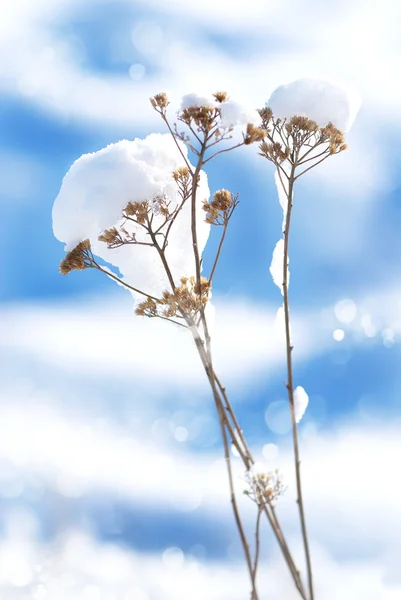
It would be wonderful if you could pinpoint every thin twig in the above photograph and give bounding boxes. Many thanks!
[252,506,263,588]
[280,164,314,600]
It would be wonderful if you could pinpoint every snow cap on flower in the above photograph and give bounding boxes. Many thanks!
[52,133,210,300]
[267,77,361,132]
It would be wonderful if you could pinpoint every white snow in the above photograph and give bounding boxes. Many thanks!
[267,77,361,132]
[180,93,260,131]
[293,386,309,423]
[219,100,260,128]
[52,133,210,300]
[269,239,289,294]
[180,93,216,110]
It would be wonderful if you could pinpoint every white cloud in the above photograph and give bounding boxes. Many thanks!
[1,399,401,598]
[1,0,401,129]
[1,283,400,389]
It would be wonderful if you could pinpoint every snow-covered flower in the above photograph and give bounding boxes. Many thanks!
[267,77,361,132]
[52,133,210,300]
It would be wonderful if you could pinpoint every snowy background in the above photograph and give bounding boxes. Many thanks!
[1,1,401,598]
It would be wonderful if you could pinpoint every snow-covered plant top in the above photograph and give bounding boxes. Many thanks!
[52,133,210,298]
[267,78,360,132]
[180,93,260,128]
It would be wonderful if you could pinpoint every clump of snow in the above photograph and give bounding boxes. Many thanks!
[219,100,260,128]
[180,93,259,130]
[180,93,216,110]
[293,386,309,423]
[52,133,210,300]
[267,77,361,132]
[270,239,289,294]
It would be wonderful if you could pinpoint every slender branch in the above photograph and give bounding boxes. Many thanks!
[214,372,307,598]
[145,314,188,328]
[209,223,228,285]
[297,148,328,166]
[281,164,314,600]
[146,215,176,291]
[162,191,191,251]
[187,321,258,600]
[203,142,244,165]
[252,507,263,590]
[160,114,193,173]
[91,259,159,302]
[294,154,331,180]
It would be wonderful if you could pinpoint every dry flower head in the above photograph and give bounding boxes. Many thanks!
[59,239,93,275]
[136,276,211,320]
[244,469,286,506]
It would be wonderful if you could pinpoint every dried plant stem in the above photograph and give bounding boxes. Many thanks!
[188,324,258,600]
[186,320,307,599]
[214,372,307,598]
[252,507,263,587]
[281,166,314,600]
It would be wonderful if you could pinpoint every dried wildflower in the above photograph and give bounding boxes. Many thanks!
[98,227,121,247]
[259,141,290,164]
[59,239,92,275]
[244,469,286,506]
[203,189,235,225]
[150,93,169,110]
[135,297,158,317]
[159,276,211,318]
[285,115,319,134]
[320,122,346,154]
[213,91,228,103]
[172,166,190,183]
[244,123,267,145]
[213,189,232,211]
[258,107,273,128]
[124,200,149,224]
[150,194,169,217]
[179,105,217,132]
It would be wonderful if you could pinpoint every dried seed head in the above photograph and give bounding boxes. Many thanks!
[212,189,232,211]
[179,105,216,131]
[98,227,120,246]
[244,123,267,145]
[258,107,273,128]
[150,93,169,110]
[124,200,149,224]
[213,91,228,103]
[59,239,92,275]
[259,141,290,164]
[172,166,191,182]
[285,115,319,134]
[135,297,158,317]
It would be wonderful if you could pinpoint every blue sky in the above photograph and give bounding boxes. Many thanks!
[1,1,401,598]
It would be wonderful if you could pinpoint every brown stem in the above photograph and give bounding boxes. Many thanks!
[252,507,263,589]
[281,164,314,600]
[91,260,159,302]
[188,322,258,600]
[208,223,228,285]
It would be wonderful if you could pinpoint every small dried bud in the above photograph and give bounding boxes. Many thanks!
[212,189,233,211]
[285,115,319,134]
[59,239,92,275]
[259,141,290,164]
[172,166,190,182]
[213,91,228,103]
[244,123,267,145]
[98,227,120,246]
[135,297,158,317]
[123,200,149,224]
[258,107,273,128]
[150,93,169,110]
